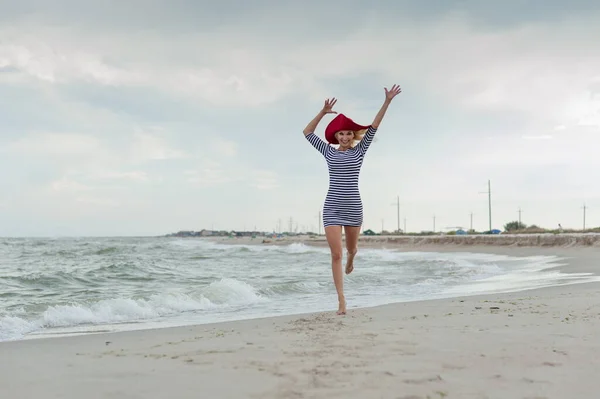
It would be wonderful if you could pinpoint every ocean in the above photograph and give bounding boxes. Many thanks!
[1,236,597,342]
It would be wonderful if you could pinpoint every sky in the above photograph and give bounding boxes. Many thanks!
[1,0,599,237]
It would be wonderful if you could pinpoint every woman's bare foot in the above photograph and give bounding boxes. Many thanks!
[345,249,357,275]
[336,296,346,315]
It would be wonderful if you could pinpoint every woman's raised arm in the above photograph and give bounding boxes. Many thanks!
[303,98,338,136]
[371,84,401,129]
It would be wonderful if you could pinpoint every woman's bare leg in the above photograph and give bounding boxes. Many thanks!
[325,225,346,315]
[344,226,361,274]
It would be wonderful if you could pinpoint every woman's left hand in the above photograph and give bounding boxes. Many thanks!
[384,84,402,101]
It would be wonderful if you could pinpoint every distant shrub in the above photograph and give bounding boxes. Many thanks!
[504,221,527,231]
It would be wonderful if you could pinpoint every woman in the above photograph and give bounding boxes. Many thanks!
[303,84,402,315]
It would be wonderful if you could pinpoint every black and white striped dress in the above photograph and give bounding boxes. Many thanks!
[305,126,377,227]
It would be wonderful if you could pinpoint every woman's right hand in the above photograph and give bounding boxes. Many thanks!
[321,98,338,115]
[303,98,338,135]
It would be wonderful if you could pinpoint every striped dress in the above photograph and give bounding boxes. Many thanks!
[305,126,378,227]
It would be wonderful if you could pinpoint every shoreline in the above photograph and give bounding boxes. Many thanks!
[3,242,600,398]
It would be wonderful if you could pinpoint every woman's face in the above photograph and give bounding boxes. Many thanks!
[335,130,354,147]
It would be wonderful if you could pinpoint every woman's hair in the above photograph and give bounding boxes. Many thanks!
[352,129,368,147]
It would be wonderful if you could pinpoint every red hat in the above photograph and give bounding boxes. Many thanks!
[325,114,370,144]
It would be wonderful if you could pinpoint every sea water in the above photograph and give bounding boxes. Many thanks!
[1,236,597,342]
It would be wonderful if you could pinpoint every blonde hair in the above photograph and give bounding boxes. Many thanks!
[352,129,367,147]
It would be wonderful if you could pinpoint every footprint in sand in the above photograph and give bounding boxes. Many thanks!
[442,363,465,370]
[521,377,550,384]
[542,361,561,367]
[403,375,443,384]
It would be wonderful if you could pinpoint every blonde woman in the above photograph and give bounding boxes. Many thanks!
[303,84,402,315]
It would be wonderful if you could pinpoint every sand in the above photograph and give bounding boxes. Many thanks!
[2,243,600,399]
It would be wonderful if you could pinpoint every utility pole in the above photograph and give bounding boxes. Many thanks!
[518,207,522,229]
[433,215,436,233]
[488,180,492,231]
[318,211,321,235]
[396,196,400,233]
[583,203,587,231]
[470,212,473,231]
[390,196,400,233]
[479,180,492,232]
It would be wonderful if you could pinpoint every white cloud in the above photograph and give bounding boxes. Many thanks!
[130,128,187,163]
[1,131,124,180]
[249,169,278,190]
[50,177,93,192]
[184,161,233,187]
[90,171,150,181]
[75,196,119,207]
[210,138,238,158]
[2,10,598,125]
[463,132,600,167]
[522,135,552,140]
[278,15,600,134]
[5,132,101,156]
[574,89,600,128]
[0,29,298,107]
[184,154,279,190]
[0,41,144,85]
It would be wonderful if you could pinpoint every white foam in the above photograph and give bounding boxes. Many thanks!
[0,316,39,341]
[202,278,267,305]
[276,242,318,254]
[0,278,265,341]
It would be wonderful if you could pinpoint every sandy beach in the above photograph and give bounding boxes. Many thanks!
[2,241,600,399]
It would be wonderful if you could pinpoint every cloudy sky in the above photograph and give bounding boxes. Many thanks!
[1,0,599,237]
